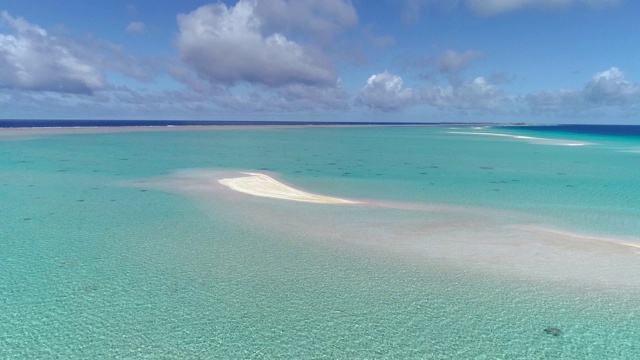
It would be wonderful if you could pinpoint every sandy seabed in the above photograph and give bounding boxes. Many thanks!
[132,169,640,292]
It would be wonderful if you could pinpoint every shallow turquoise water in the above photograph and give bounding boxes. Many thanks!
[2,126,640,358]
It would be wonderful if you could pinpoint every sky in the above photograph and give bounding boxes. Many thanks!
[0,0,639,124]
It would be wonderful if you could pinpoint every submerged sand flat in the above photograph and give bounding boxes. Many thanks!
[218,172,362,204]
[132,169,640,290]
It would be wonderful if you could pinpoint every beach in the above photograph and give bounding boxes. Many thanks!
[218,172,362,204]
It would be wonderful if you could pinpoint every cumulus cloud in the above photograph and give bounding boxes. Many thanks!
[356,71,418,111]
[425,77,505,110]
[174,0,349,112]
[176,1,337,87]
[0,11,106,94]
[254,0,357,43]
[526,67,640,113]
[583,67,640,106]
[466,0,620,16]
[357,71,506,112]
[126,21,146,34]
[389,52,639,116]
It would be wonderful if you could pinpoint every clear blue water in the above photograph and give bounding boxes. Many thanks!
[2,125,640,358]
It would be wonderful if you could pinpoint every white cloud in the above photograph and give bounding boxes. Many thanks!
[176,1,337,87]
[466,0,620,16]
[126,21,146,34]
[356,71,419,111]
[0,11,106,94]
[526,67,640,113]
[254,0,357,43]
[388,60,636,117]
[427,77,505,110]
[174,0,349,112]
[357,71,506,112]
[584,67,640,105]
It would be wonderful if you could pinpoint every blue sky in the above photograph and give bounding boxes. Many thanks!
[0,0,638,123]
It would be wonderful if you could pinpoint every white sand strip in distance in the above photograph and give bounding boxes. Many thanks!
[447,131,592,146]
[218,172,362,204]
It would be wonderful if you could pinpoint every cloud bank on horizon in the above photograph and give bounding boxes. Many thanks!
[0,0,638,123]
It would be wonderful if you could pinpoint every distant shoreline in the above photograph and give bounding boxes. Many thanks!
[0,119,504,129]
[0,123,480,139]
[3,122,640,142]
[0,123,492,140]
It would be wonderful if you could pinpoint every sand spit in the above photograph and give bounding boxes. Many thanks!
[129,169,640,289]
[218,172,362,204]
[512,225,640,252]
[447,131,592,146]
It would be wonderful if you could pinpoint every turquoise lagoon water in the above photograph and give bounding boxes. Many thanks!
[2,125,640,358]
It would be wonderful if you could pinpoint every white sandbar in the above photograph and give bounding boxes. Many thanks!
[447,131,592,146]
[218,172,362,204]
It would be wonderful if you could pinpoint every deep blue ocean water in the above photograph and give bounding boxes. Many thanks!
[504,124,640,137]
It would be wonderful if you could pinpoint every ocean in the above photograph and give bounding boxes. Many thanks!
[2,122,640,358]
